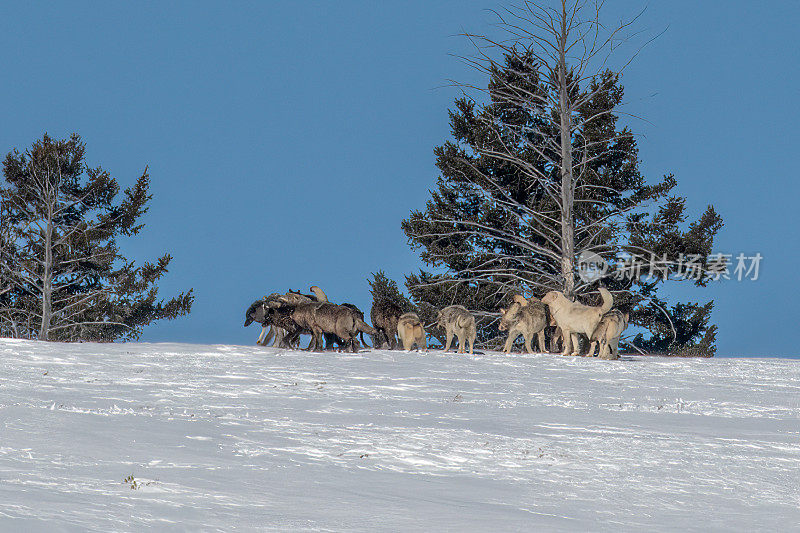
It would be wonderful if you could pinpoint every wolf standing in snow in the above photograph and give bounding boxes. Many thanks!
[498,295,547,354]
[542,288,613,356]
[587,309,629,359]
[309,286,371,350]
[370,299,403,349]
[308,302,376,353]
[397,312,427,351]
[437,305,476,354]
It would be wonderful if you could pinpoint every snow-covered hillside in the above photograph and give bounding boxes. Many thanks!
[1,340,798,531]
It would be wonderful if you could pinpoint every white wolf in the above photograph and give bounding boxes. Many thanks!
[541,288,613,356]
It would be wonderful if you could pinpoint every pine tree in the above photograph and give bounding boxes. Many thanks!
[402,2,722,355]
[368,271,415,313]
[0,133,193,341]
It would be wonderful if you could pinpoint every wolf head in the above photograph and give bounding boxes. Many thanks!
[498,295,529,331]
[244,300,266,327]
[541,291,562,306]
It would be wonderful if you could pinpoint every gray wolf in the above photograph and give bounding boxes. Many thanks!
[371,299,403,349]
[270,286,375,353]
[437,305,476,354]
[498,295,547,353]
[397,312,427,351]
[340,302,372,350]
[308,302,376,353]
[244,299,272,344]
[308,286,372,350]
[542,288,613,356]
[244,293,289,346]
[256,289,324,350]
[588,309,629,359]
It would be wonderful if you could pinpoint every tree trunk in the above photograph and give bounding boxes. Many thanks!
[39,209,53,340]
[557,0,575,298]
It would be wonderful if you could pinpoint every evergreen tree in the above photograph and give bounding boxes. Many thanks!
[367,271,424,346]
[402,2,722,355]
[368,271,415,314]
[0,133,193,341]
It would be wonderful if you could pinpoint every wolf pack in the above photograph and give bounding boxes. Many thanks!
[244,285,629,360]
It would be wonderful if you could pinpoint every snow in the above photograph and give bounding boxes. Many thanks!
[1,339,799,531]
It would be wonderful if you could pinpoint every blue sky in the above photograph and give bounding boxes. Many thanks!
[1,1,797,356]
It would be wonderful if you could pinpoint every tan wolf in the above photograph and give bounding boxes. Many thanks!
[498,295,547,354]
[587,309,629,359]
[542,288,613,356]
[437,305,476,354]
[397,312,427,351]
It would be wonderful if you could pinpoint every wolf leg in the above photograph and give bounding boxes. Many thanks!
[444,329,453,352]
[308,329,324,352]
[379,330,389,349]
[560,329,572,356]
[524,334,533,354]
[375,329,387,349]
[587,340,598,357]
[273,327,286,347]
[551,327,563,353]
[257,325,271,345]
[324,333,336,351]
[598,341,610,359]
[570,333,582,356]
[345,333,358,353]
[401,329,412,351]
[608,337,620,359]
[503,333,515,353]
[263,326,276,346]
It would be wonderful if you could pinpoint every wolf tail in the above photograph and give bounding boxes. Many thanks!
[356,318,377,336]
[359,331,371,348]
[598,287,614,314]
